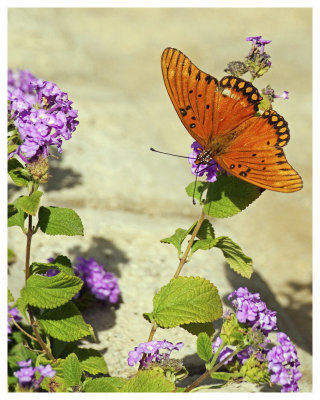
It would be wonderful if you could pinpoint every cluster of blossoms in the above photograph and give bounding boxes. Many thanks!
[8,306,21,337]
[8,68,78,163]
[188,141,223,182]
[211,287,302,392]
[127,340,184,368]
[47,257,120,303]
[14,359,56,389]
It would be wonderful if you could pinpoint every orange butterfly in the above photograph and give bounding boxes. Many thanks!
[161,47,303,193]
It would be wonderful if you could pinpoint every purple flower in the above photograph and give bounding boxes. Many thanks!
[128,340,184,367]
[212,336,234,365]
[188,141,223,182]
[266,332,302,392]
[245,36,272,78]
[8,306,22,336]
[8,69,78,163]
[262,86,289,102]
[74,257,120,303]
[14,360,56,389]
[227,287,277,335]
[246,36,272,53]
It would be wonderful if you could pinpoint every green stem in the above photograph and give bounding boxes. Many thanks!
[25,184,56,362]
[184,347,242,392]
[138,208,206,371]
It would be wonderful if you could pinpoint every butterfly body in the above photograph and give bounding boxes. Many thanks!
[161,47,303,193]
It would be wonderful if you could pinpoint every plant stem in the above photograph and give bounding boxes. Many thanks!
[184,348,242,392]
[9,315,37,342]
[174,209,206,278]
[138,209,206,371]
[24,187,56,362]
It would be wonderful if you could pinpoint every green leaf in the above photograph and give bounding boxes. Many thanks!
[190,237,219,257]
[63,353,82,387]
[15,296,29,320]
[30,255,74,277]
[121,370,176,392]
[151,276,222,328]
[210,371,233,382]
[39,301,93,342]
[17,190,43,216]
[160,222,196,255]
[181,321,215,337]
[74,348,108,375]
[197,332,213,362]
[185,181,209,204]
[8,289,14,303]
[8,158,31,187]
[38,206,84,236]
[194,219,215,240]
[214,236,253,278]
[203,175,262,218]
[8,202,27,230]
[8,144,19,155]
[21,272,83,309]
[84,377,126,392]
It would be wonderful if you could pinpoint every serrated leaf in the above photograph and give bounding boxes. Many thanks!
[210,371,233,381]
[181,321,215,337]
[8,202,27,230]
[151,276,222,328]
[17,191,43,216]
[63,353,82,387]
[197,332,213,362]
[8,158,31,187]
[121,370,175,392]
[38,206,84,236]
[160,222,196,255]
[84,377,125,392]
[21,272,83,309]
[185,181,209,204]
[215,236,253,278]
[74,348,108,375]
[39,302,93,342]
[194,219,215,240]
[190,237,219,257]
[15,296,28,320]
[203,175,262,218]
[30,255,74,277]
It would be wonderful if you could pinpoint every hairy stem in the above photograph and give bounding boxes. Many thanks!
[184,348,241,392]
[139,208,206,371]
[25,187,56,362]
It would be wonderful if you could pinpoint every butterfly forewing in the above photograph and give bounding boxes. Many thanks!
[161,47,218,147]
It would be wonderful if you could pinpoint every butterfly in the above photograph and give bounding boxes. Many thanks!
[161,47,303,192]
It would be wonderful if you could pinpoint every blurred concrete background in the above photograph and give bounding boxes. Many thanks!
[8,8,312,391]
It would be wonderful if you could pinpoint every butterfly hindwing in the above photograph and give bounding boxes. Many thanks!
[215,110,303,192]
[161,47,218,147]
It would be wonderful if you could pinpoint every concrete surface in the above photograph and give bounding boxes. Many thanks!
[8,8,312,392]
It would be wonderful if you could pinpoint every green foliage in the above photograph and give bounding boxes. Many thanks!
[197,332,213,362]
[160,223,195,255]
[63,353,82,387]
[17,190,43,216]
[210,371,234,382]
[84,377,126,392]
[180,321,215,337]
[186,175,262,218]
[121,370,176,392]
[214,236,253,278]
[8,158,32,187]
[203,175,262,218]
[150,276,222,328]
[38,302,94,342]
[38,206,84,236]
[74,348,108,375]
[8,248,17,265]
[8,202,27,230]
[30,255,74,276]
[21,272,83,309]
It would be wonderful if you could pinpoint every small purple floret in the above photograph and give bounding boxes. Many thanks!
[188,141,223,182]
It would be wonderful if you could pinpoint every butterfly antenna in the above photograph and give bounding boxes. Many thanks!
[150,147,196,159]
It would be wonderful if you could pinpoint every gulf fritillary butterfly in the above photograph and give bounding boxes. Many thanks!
[161,47,303,192]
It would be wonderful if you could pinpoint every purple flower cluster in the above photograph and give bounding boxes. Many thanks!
[267,332,302,392]
[245,36,272,78]
[8,306,21,336]
[228,287,277,335]
[128,340,184,367]
[246,36,272,54]
[74,257,120,303]
[14,359,56,389]
[8,69,78,163]
[188,141,223,182]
